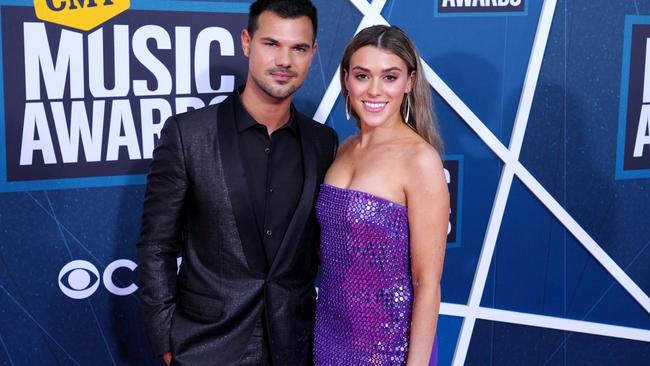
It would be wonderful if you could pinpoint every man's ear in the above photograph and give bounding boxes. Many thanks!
[241,29,251,57]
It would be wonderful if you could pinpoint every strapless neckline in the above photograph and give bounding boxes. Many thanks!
[320,183,407,210]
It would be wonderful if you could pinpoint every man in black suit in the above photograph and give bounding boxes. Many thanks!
[137,1,337,365]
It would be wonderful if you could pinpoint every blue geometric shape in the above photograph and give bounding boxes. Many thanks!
[434,88,504,305]
[438,315,464,366]
[466,319,650,365]
[385,0,542,146]
[482,176,650,329]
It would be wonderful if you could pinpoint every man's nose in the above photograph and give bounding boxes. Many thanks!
[275,47,291,68]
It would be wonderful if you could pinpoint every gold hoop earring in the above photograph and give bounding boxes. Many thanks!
[345,94,351,121]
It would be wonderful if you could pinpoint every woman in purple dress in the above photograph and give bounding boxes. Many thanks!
[314,25,449,366]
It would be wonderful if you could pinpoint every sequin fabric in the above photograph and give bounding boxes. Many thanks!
[314,183,413,365]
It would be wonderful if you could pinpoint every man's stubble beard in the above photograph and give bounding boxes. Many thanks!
[251,73,300,100]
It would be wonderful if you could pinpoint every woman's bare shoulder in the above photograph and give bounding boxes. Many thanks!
[402,139,445,186]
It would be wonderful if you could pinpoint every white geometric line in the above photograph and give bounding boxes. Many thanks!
[440,302,650,342]
[348,0,373,13]
[513,162,650,315]
[0,286,81,365]
[0,330,14,366]
[313,68,341,124]
[451,168,517,366]
[439,302,470,317]
[43,193,117,365]
[477,308,650,343]
[508,0,558,156]
[420,62,513,164]
[314,0,388,123]
[314,0,650,362]
[452,1,559,365]
[420,5,650,319]
[423,59,518,354]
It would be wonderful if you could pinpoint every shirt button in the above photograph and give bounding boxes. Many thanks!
[264,147,270,154]
[269,188,274,193]
[265,229,272,236]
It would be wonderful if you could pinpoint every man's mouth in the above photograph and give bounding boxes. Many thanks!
[269,69,297,82]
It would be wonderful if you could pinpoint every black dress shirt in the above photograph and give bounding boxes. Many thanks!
[233,92,304,266]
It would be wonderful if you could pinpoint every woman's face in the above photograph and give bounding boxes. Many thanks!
[345,45,413,129]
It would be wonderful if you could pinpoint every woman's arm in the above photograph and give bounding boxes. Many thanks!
[404,145,450,366]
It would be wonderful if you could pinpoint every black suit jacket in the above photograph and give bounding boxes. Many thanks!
[137,95,338,365]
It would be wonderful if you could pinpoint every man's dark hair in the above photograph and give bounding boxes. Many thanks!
[248,0,318,42]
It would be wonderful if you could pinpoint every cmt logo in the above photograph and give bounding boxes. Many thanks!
[435,0,526,16]
[58,259,137,299]
[616,16,650,179]
[34,0,130,31]
[0,5,248,192]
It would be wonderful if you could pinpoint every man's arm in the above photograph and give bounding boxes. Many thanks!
[137,116,189,357]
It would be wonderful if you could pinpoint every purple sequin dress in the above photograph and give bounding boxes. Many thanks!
[314,184,437,366]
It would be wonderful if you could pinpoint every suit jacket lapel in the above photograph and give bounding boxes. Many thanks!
[269,116,318,275]
[217,97,268,274]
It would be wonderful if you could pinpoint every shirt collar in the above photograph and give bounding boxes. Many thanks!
[234,85,299,135]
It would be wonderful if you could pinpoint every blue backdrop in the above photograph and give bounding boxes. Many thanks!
[0,0,648,365]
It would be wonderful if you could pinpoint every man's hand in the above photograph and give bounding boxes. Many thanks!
[163,352,172,366]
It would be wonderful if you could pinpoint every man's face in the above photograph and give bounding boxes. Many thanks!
[241,11,317,100]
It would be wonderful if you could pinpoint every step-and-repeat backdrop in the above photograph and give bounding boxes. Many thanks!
[0,0,648,365]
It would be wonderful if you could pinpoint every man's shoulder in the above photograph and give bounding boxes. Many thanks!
[173,103,221,125]
[169,96,236,135]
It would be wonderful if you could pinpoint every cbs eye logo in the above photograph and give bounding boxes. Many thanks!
[58,259,137,299]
